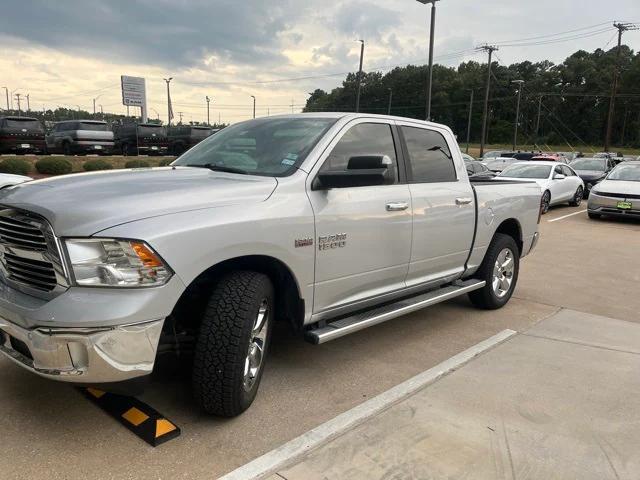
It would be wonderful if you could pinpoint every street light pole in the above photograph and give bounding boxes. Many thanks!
[25,94,30,112]
[417,0,439,121]
[2,87,8,110]
[465,89,474,154]
[355,40,365,113]
[387,88,393,115]
[206,96,211,125]
[512,80,524,151]
[14,93,22,116]
[163,77,173,126]
[250,95,256,119]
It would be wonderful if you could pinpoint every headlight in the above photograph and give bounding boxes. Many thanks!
[65,239,172,287]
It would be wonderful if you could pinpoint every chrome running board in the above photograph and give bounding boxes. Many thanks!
[305,279,486,345]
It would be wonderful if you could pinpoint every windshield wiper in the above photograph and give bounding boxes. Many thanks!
[185,163,248,175]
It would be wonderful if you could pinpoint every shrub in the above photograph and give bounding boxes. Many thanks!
[158,158,174,167]
[35,157,73,175]
[83,159,114,172]
[124,160,150,168]
[0,158,31,176]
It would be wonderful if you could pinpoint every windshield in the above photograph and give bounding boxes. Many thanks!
[499,164,552,179]
[173,117,337,177]
[138,125,166,136]
[570,158,606,171]
[78,122,108,131]
[607,164,640,182]
[5,118,43,131]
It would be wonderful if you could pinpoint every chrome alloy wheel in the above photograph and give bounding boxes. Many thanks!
[243,299,269,391]
[492,248,515,298]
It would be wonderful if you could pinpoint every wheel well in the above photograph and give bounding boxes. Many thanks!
[168,255,305,337]
[495,219,523,254]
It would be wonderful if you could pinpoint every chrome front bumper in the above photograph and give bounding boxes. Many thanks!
[0,318,163,383]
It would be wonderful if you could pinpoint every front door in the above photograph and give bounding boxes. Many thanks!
[307,119,412,315]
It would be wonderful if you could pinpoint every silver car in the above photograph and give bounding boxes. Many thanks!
[588,161,640,220]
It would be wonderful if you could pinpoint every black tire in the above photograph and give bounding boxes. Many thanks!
[62,142,72,156]
[468,233,520,310]
[192,271,274,417]
[541,190,551,214]
[569,186,583,207]
[121,144,129,156]
[588,212,601,220]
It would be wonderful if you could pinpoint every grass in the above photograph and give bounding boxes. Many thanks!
[460,144,640,159]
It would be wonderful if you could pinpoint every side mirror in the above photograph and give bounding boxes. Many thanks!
[553,173,566,180]
[314,155,391,190]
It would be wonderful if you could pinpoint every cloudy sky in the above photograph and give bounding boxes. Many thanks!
[1,0,638,124]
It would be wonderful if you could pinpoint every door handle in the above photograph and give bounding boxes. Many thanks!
[386,202,409,211]
[455,197,473,205]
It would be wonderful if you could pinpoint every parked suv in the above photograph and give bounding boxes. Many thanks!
[168,125,217,155]
[0,116,46,154]
[114,123,169,156]
[46,120,115,155]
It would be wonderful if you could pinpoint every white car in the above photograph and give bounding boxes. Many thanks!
[0,173,32,189]
[485,157,519,172]
[497,161,584,214]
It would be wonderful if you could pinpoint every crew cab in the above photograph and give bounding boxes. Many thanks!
[0,116,46,154]
[46,120,115,155]
[113,123,168,156]
[0,114,541,417]
[168,125,217,155]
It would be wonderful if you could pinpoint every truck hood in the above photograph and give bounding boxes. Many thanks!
[0,167,277,236]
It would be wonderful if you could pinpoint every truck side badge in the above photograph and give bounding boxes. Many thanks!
[318,233,347,250]
[295,238,313,248]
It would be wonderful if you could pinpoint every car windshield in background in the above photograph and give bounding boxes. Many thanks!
[78,122,108,131]
[5,119,43,130]
[192,127,213,138]
[138,126,166,136]
[499,164,552,179]
[607,164,640,182]
[173,117,337,177]
[570,159,606,171]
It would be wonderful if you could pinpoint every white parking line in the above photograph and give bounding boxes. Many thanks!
[220,329,517,480]
[548,209,587,223]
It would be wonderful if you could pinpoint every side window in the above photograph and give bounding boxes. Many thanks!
[554,165,563,176]
[562,166,574,176]
[321,123,398,184]
[401,127,457,183]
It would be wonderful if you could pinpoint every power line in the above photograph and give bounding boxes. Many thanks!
[492,21,613,45]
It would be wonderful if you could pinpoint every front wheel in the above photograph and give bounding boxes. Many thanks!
[569,186,583,207]
[541,191,551,214]
[192,271,274,417]
[469,233,520,310]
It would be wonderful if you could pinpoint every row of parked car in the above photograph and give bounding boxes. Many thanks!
[0,116,219,156]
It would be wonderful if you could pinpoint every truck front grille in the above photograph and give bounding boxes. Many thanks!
[0,208,68,296]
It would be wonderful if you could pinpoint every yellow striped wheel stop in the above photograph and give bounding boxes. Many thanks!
[82,388,181,447]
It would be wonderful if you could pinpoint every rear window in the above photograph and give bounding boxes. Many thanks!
[4,119,43,131]
[78,122,108,132]
[138,125,166,136]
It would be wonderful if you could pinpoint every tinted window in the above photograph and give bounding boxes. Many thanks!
[562,166,574,176]
[402,127,456,183]
[322,123,398,183]
[78,122,108,131]
[5,118,43,131]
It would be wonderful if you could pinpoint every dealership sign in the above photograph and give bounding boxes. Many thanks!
[121,75,148,122]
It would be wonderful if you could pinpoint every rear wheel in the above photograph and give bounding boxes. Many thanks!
[569,186,583,206]
[469,233,519,310]
[541,191,551,214]
[62,142,72,156]
[192,271,274,417]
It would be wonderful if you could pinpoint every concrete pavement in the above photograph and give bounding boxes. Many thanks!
[272,309,640,480]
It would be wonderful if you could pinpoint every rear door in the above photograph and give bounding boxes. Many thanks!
[307,119,412,315]
[398,123,475,288]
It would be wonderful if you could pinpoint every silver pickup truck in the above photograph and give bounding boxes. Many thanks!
[0,113,541,417]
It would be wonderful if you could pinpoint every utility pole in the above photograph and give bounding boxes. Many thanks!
[163,77,173,126]
[478,45,498,158]
[14,93,22,116]
[604,22,637,152]
[416,0,439,121]
[465,89,474,154]
[206,96,211,125]
[100,105,104,115]
[178,112,183,124]
[355,40,365,113]
[2,87,8,110]
[25,94,30,112]
[534,95,544,146]
[512,80,524,151]
[387,88,393,115]
[250,95,256,119]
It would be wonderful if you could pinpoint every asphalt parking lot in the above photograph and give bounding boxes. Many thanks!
[1,204,639,479]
